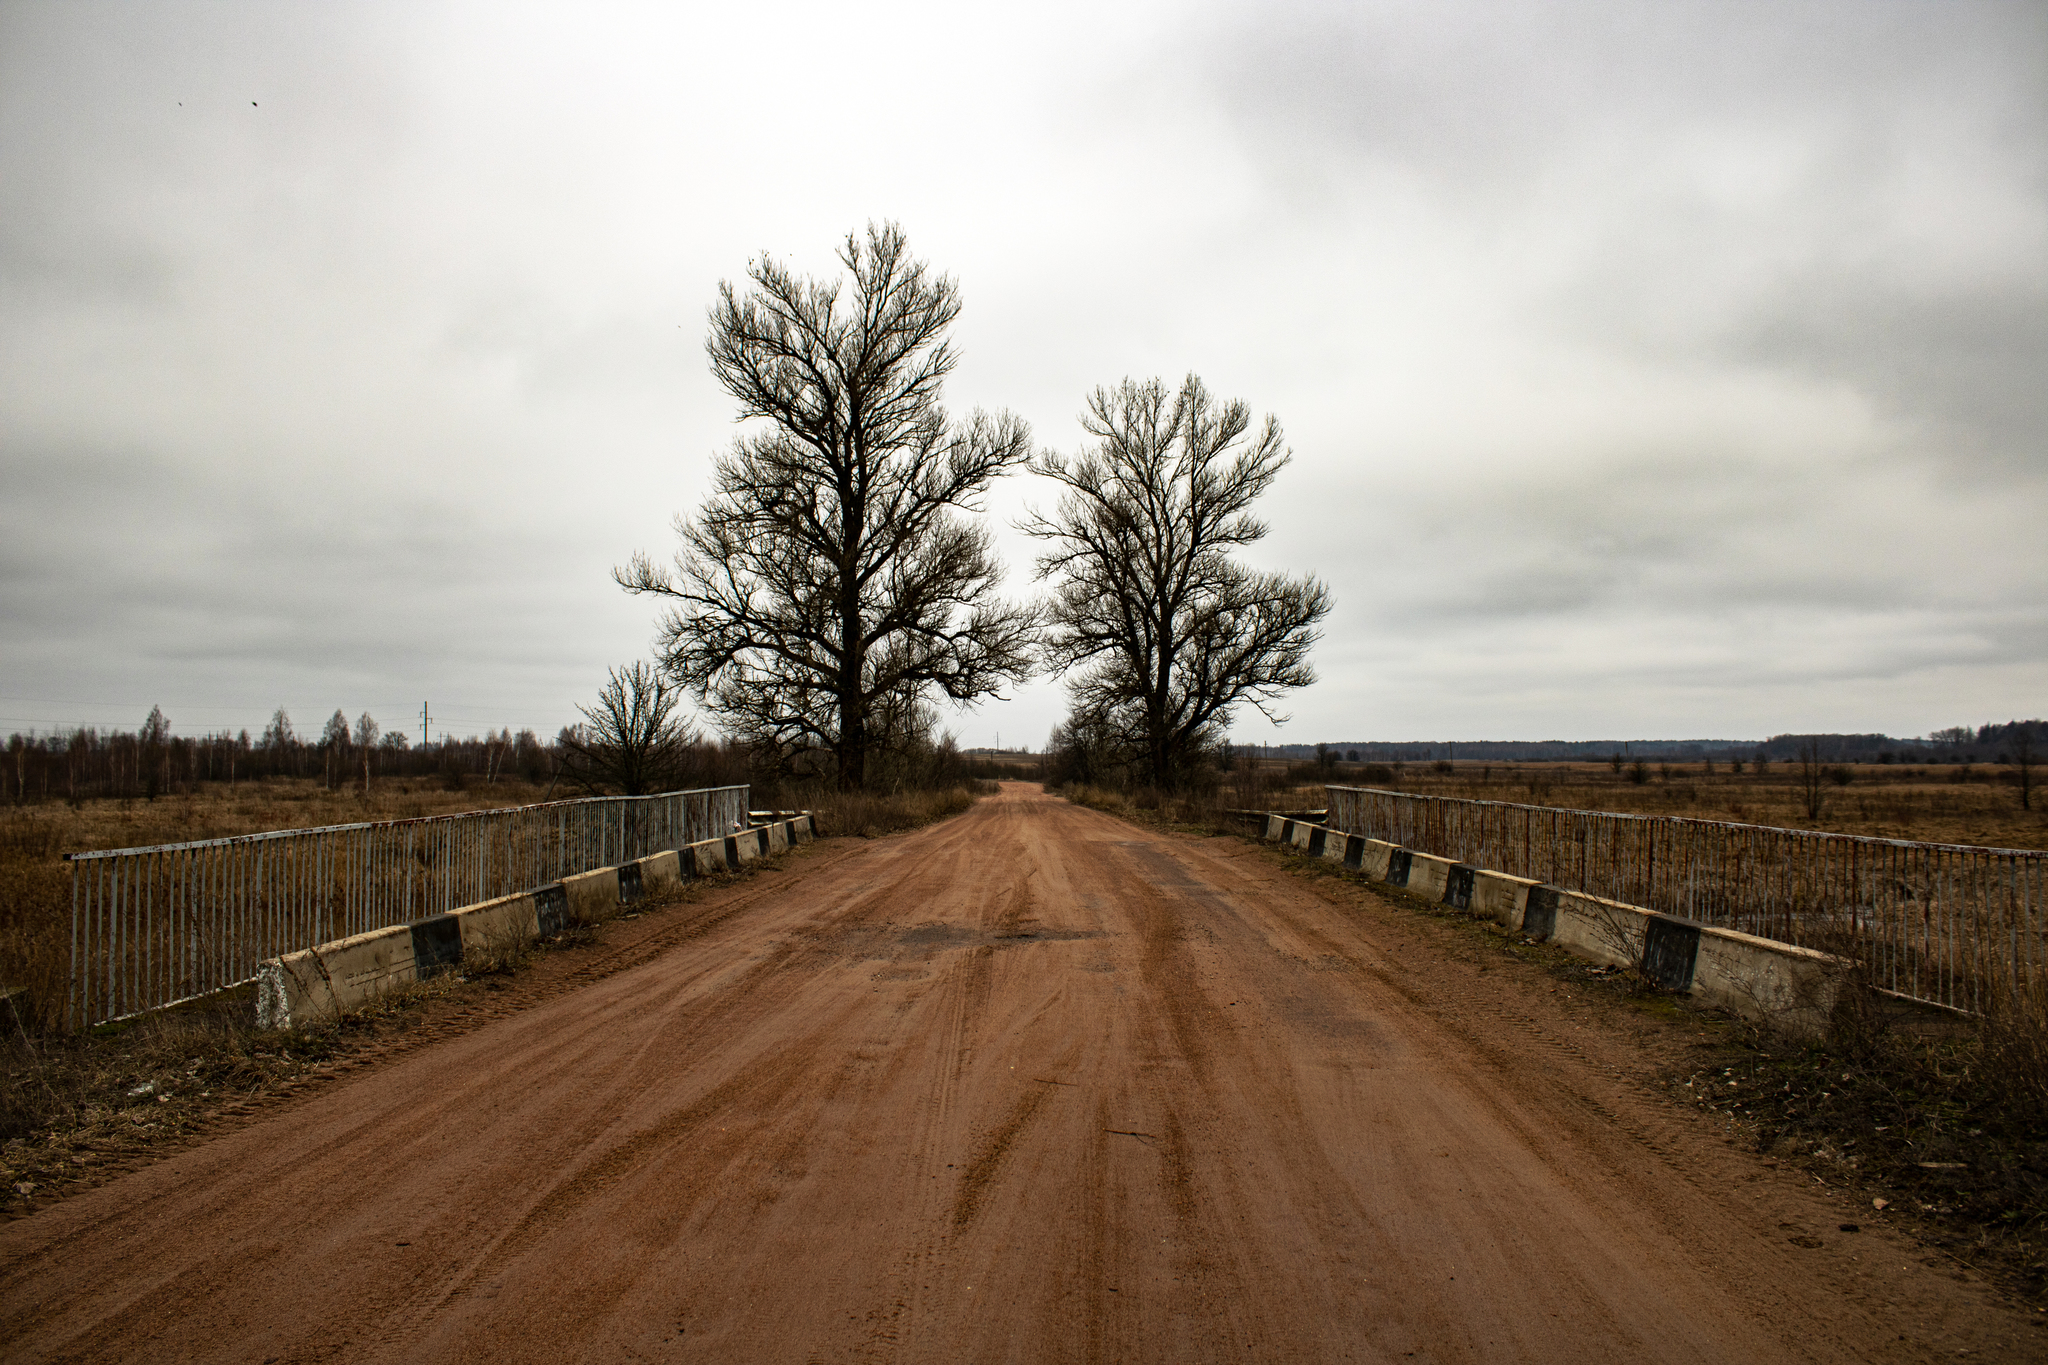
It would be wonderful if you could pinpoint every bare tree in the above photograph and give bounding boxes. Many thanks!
[1024,375,1331,790]
[2014,724,2038,811]
[557,662,698,796]
[1797,738,1827,820]
[353,712,380,789]
[261,707,295,777]
[617,223,1037,790]
[319,709,352,790]
[140,705,170,799]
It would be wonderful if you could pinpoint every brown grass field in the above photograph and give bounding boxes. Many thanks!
[1235,758,2047,851]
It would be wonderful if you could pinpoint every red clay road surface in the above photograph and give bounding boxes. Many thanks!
[1,785,2035,1363]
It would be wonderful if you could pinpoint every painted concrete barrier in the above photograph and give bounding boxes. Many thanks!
[254,922,420,1033]
[454,891,542,955]
[561,866,623,924]
[687,840,726,878]
[1692,924,1842,1036]
[1470,869,1541,928]
[256,815,816,1028]
[1253,813,1846,1038]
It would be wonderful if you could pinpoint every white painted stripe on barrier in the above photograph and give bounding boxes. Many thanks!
[637,851,684,898]
[1402,851,1457,901]
[560,867,622,923]
[453,893,541,955]
[1693,924,1842,1036]
[1354,839,1398,880]
[1548,891,1652,971]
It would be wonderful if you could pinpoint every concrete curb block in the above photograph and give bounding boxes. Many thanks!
[257,814,817,1029]
[1252,813,1848,1038]
[453,892,542,956]
[637,850,684,899]
[1470,869,1541,928]
[560,867,622,923]
[256,923,417,1031]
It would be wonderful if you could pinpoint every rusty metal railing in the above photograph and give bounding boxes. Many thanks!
[1326,786,2043,1014]
[65,785,748,1029]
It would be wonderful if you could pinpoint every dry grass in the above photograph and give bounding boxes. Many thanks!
[0,990,341,1208]
[0,778,560,1032]
[0,908,576,1218]
[1245,759,2046,851]
[1051,783,1260,841]
[4,775,557,856]
[798,784,991,839]
[1691,1001,2048,1303]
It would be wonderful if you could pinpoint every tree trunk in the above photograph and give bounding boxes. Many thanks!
[838,698,866,791]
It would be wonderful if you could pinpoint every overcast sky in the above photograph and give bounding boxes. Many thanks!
[2,0,2043,749]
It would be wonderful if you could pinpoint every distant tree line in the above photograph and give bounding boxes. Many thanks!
[1258,723,2044,768]
[1,705,560,805]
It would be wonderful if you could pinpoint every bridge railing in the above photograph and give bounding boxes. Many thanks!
[1326,785,2044,1014]
[65,785,748,1028]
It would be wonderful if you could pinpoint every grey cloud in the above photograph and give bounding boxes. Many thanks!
[4,1,2044,747]
[1741,286,2048,476]
[1195,2,2048,472]
[1201,1,2044,175]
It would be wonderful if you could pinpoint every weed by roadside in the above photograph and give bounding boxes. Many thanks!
[1246,834,2048,1307]
[1671,1009,2048,1303]
[1050,782,1250,836]
[0,992,339,1213]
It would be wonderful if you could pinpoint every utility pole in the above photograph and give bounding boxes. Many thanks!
[421,702,430,749]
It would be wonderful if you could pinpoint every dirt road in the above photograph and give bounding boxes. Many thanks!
[1,785,2033,1362]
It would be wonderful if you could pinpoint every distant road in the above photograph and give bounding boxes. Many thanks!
[0,784,2028,1362]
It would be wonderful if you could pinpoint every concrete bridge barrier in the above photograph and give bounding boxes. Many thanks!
[1252,813,1846,1038]
[256,815,815,1029]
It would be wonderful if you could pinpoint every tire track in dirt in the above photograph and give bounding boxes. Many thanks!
[1,786,2036,1364]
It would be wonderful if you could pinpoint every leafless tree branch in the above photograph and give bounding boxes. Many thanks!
[617,223,1037,789]
[1024,375,1331,789]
